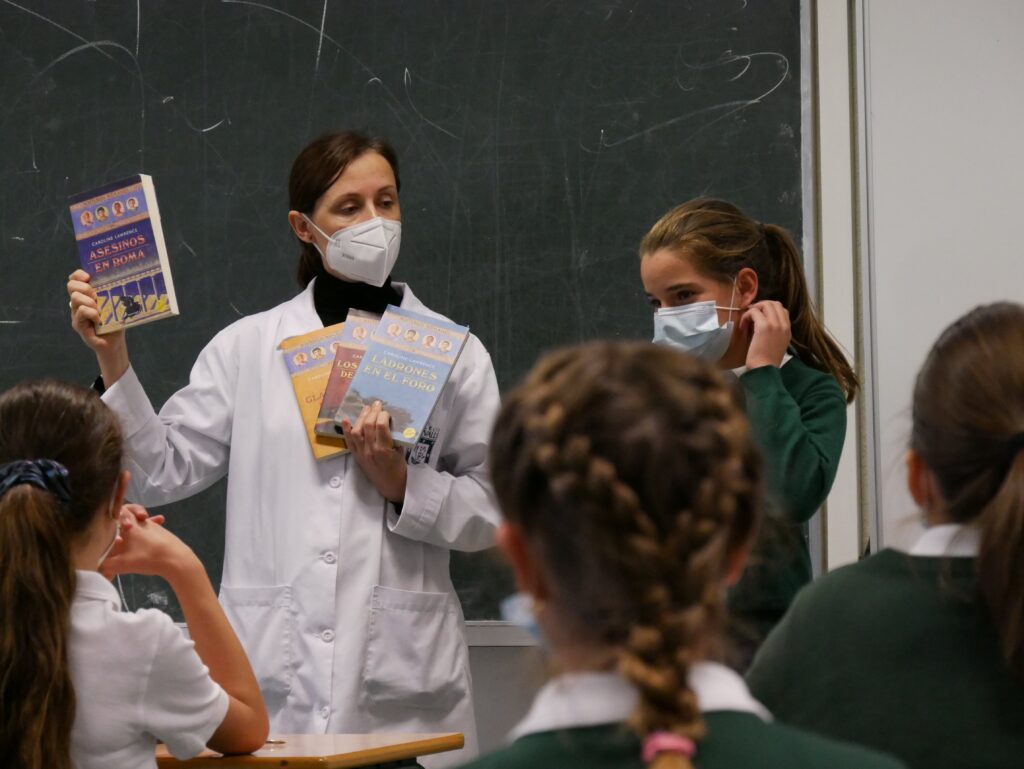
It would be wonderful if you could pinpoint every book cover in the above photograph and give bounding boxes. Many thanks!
[68,174,178,334]
[314,309,379,439]
[335,305,469,449]
[279,323,348,461]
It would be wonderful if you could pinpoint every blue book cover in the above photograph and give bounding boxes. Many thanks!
[68,174,178,334]
[336,305,469,448]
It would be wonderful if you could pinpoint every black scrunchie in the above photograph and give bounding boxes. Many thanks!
[0,459,72,505]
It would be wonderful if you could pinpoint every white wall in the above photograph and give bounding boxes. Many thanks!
[858,0,1024,548]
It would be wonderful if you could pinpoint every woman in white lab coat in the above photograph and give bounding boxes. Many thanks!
[66,131,502,765]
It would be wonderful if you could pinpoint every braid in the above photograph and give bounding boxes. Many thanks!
[491,342,761,769]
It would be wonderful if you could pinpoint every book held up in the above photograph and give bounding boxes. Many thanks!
[68,174,178,333]
[332,306,468,449]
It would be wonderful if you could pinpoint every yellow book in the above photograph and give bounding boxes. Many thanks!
[279,323,348,461]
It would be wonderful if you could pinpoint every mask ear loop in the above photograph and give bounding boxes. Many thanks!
[714,278,740,327]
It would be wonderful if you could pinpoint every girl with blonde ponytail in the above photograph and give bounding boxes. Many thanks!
[458,342,901,769]
[0,380,267,769]
[748,302,1024,769]
[639,198,857,661]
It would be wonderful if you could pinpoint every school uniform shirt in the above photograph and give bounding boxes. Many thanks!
[101,280,501,767]
[69,570,228,769]
[746,524,1024,769]
[457,663,904,769]
[726,356,847,654]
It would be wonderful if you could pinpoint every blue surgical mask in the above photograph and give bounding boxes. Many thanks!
[652,284,741,362]
[500,593,547,647]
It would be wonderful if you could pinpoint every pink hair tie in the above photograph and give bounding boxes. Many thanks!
[642,732,697,763]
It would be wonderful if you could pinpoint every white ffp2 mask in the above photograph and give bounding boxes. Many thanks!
[303,215,401,287]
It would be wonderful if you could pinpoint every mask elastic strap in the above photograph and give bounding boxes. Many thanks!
[714,279,741,324]
[301,214,330,240]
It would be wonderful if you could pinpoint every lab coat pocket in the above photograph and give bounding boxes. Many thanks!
[219,584,295,709]
[361,585,468,711]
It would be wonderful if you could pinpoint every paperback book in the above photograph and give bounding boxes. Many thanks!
[68,174,178,333]
[279,323,348,461]
[314,309,379,439]
[334,306,468,449]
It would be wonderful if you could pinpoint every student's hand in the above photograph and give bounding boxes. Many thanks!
[742,300,792,369]
[118,502,166,533]
[101,512,200,582]
[67,269,130,386]
[341,401,408,503]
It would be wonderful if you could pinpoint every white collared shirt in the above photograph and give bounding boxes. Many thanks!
[508,662,771,742]
[909,523,980,558]
[69,570,228,769]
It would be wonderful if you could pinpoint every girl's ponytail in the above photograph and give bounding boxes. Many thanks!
[763,224,859,402]
[977,447,1024,678]
[0,483,77,769]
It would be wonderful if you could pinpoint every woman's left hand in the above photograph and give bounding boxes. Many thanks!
[342,401,408,503]
[741,300,792,369]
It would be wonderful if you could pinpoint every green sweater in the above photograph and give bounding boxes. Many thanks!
[747,550,1024,769]
[458,714,904,769]
[727,359,848,646]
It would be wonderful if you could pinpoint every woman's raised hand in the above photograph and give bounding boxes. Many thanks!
[67,269,130,386]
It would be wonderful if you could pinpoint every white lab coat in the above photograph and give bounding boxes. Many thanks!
[102,280,501,766]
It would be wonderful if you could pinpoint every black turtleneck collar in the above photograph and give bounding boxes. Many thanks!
[312,273,402,328]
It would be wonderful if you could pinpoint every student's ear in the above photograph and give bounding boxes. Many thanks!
[724,539,753,587]
[287,211,315,244]
[496,522,550,601]
[735,267,759,308]
[907,449,943,516]
[112,470,130,516]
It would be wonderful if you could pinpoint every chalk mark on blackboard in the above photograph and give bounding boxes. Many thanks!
[403,69,460,140]
[598,51,789,149]
[180,240,197,258]
[314,0,328,75]
[221,0,456,188]
[135,0,141,57]
[0,39,148,168]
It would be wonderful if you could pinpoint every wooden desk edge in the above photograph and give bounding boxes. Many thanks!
[333,733,465,768]
[157,732,465,768]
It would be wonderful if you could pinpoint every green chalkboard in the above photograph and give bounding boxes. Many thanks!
[0,0,804,620]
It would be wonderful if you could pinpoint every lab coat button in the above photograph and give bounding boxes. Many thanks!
[322,551,337,564]
[319,706,330,719]
[321,629,335,642]
[329,476,342,488]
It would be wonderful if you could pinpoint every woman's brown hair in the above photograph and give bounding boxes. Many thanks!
[288,131,401,287]
[640,198,859,402]
[0,380,123,769]
[490,342,761,769]
[910,301,1024,679]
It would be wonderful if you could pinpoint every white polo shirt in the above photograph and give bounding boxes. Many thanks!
[69,570,229,769]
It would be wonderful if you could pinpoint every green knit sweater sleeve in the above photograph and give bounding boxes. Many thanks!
[738,361,847,523]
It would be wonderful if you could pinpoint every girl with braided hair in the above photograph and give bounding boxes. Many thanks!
[0,380,267,769]
[458,342,901,769]
[640,198,857,661]
[748,302,1024,769]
